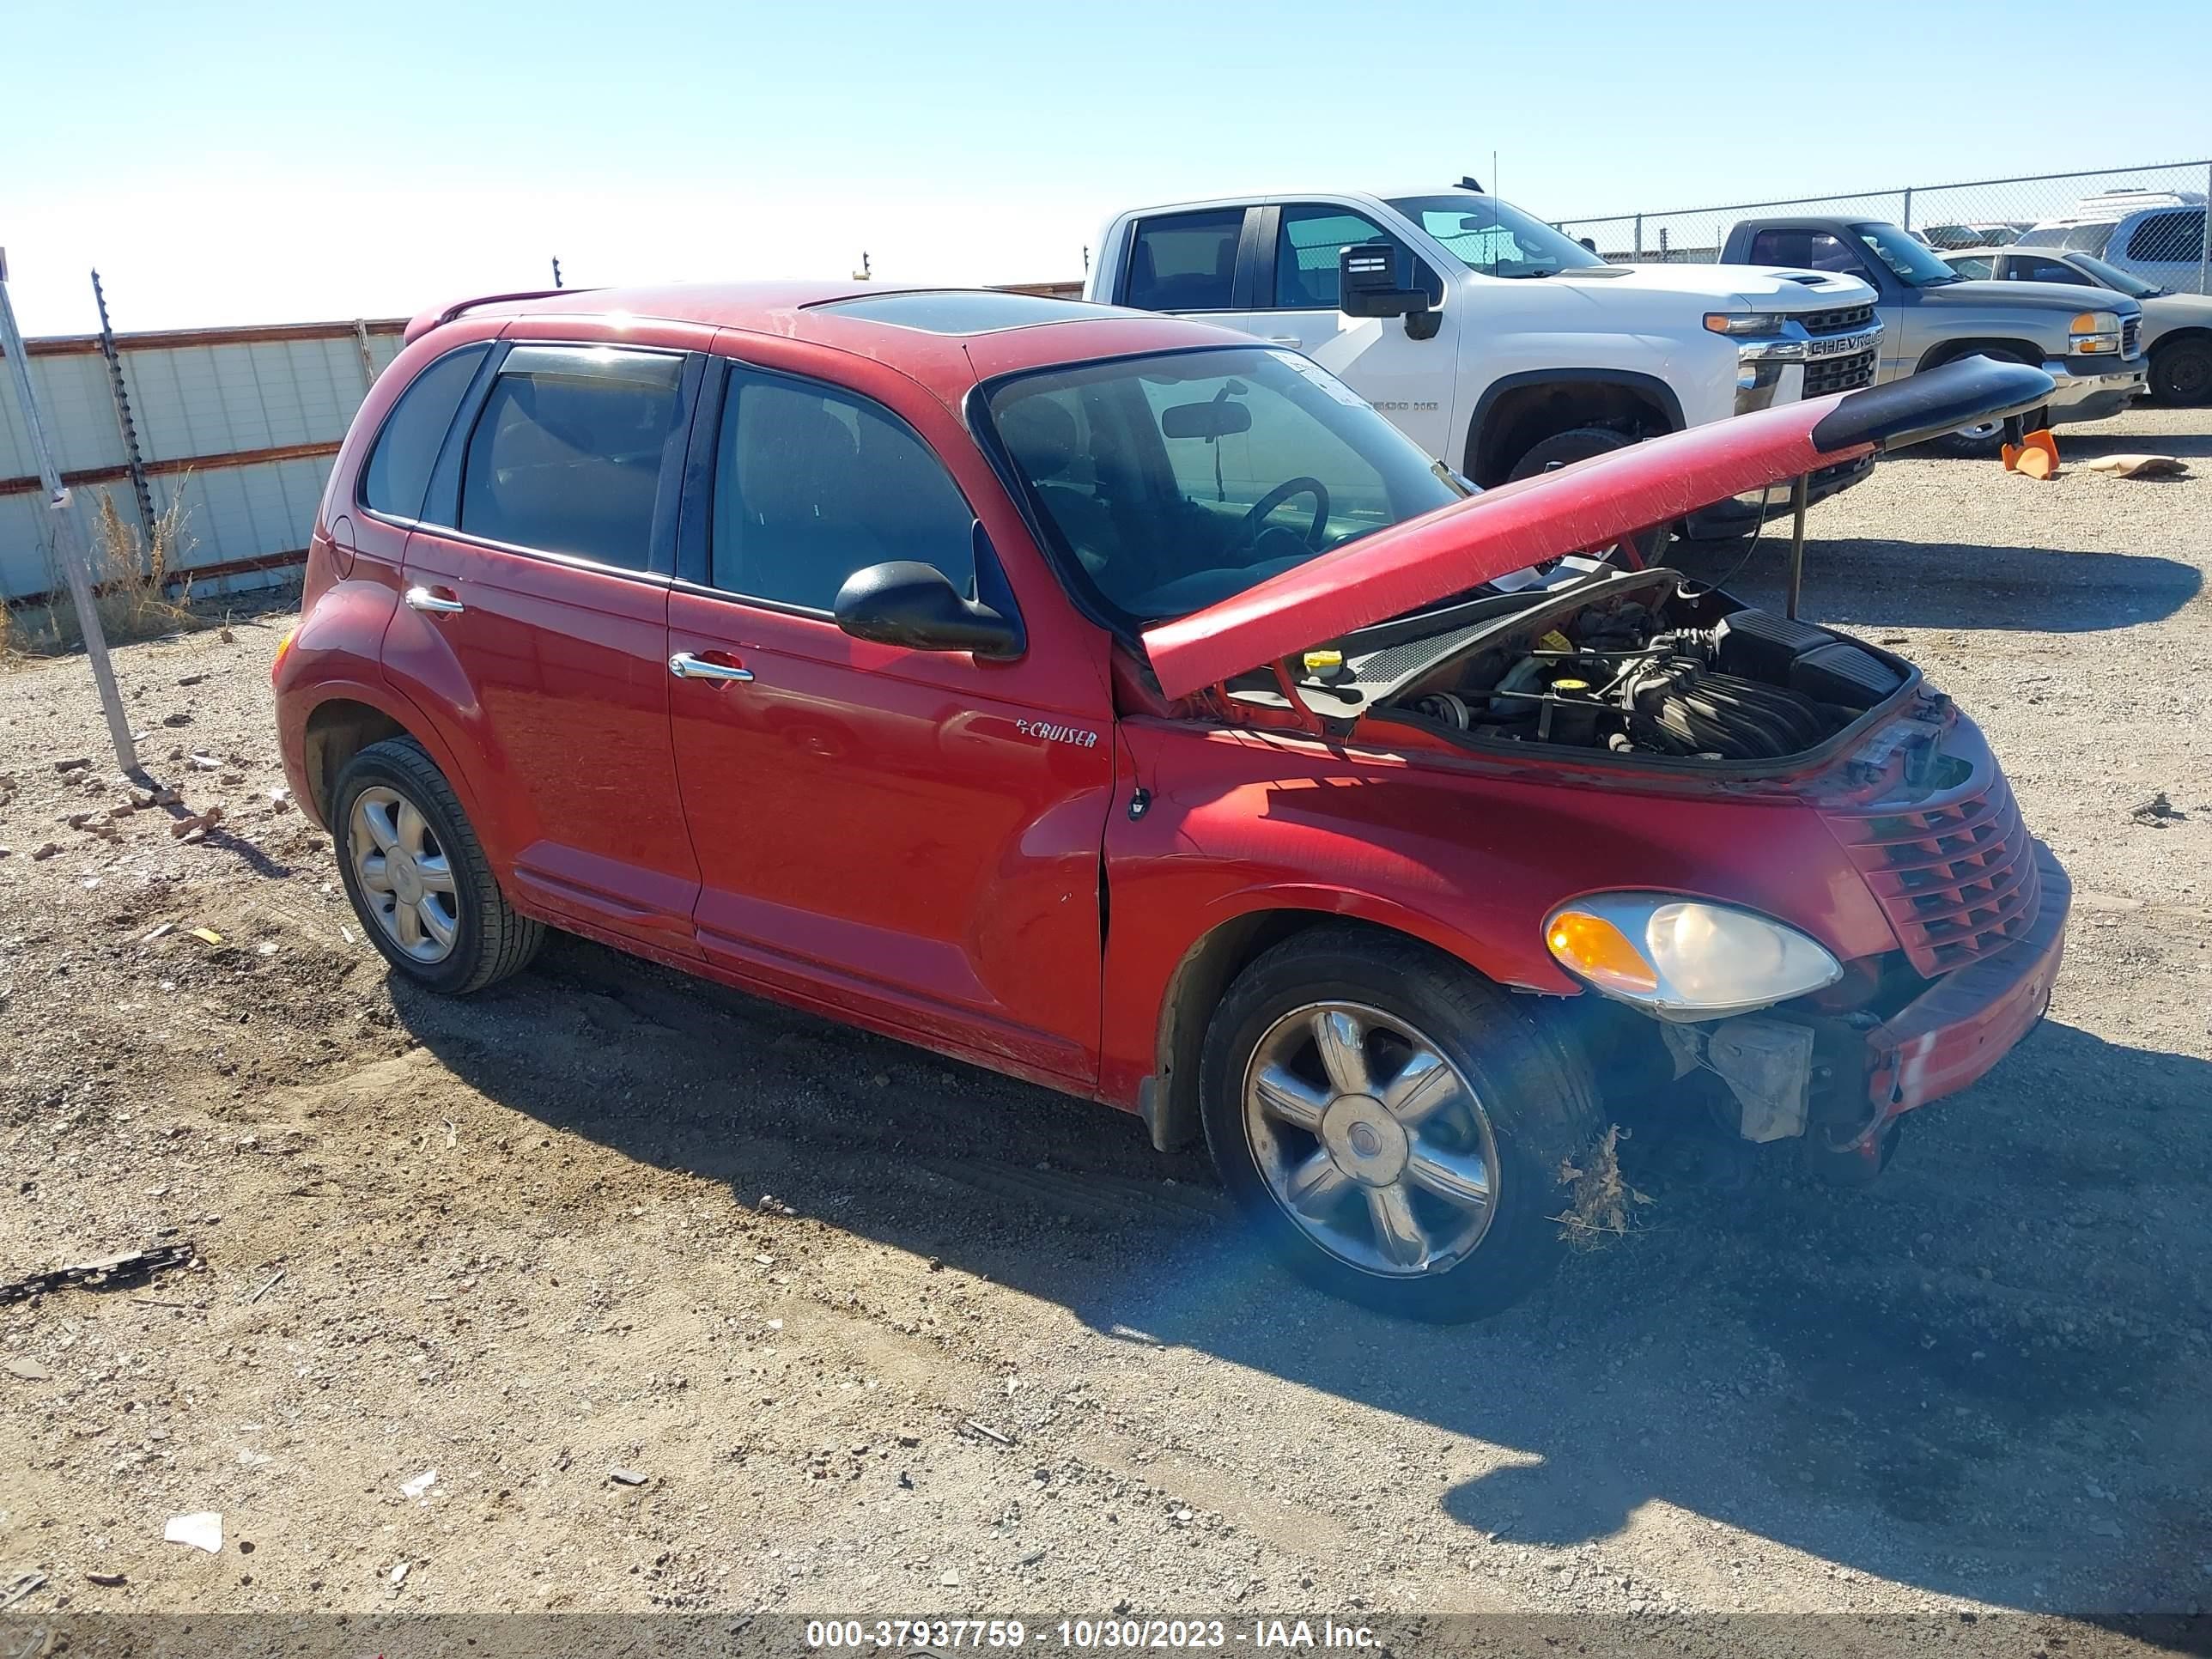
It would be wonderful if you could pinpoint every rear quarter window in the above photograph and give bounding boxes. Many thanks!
[2127,210,2208,263]
[360,344,489,520]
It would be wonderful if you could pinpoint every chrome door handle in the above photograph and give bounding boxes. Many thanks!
[668,652,754,683]
[404,586,465,615]
[1267,336,1301,346]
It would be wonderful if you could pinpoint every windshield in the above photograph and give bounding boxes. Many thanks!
[1387,194,1612,278]
[2067,252,2165,297]
[1851,222,1963,286]
[985,347,1465,624]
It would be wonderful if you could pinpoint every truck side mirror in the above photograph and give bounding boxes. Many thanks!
[1337,242,1440,340]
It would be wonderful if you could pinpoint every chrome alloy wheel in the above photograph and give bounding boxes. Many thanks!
[349,786,461,964]
[1241,1001,1499,1278]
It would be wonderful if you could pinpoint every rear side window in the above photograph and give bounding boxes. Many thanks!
[710,372,974,612]
[1124,210,1244,311]
[458,346,686,568]
[2127,210,2207,262]
[2009,255,2079,283]
[360,344,488,520]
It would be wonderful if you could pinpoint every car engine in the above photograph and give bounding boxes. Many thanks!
[1395,597,1907,762]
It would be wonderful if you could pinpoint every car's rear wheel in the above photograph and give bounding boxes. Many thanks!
[1506,427,1667,566]
[1199,927,1604,1322]
[333,737,542,995]
[2149,337,2212,404]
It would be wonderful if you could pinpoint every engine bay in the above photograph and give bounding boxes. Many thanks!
[1355,570,1911,763]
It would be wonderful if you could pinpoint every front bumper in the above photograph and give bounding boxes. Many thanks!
[1863,842,2070,1127]
[2039,356,2148,423]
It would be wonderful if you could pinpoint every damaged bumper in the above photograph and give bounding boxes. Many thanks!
[1665,842,2069,1160]
[1863,843,2069,1124]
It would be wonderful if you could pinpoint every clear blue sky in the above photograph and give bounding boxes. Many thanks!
[6,0,2209,333]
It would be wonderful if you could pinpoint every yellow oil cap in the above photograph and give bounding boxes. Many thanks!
[1550,678,1591,694]
[1303,648,1346,675]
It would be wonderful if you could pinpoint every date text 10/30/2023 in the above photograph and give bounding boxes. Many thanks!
[804,1619,1381,1650]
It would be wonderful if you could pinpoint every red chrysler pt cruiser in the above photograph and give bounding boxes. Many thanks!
[274,283,2067,1320]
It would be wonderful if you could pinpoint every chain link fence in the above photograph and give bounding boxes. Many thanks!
[1556,160,2212,294]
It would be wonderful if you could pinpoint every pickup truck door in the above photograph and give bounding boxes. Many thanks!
[664,357,1114,1085]
[1745,226,1914,382]
[1251,202,1458,461]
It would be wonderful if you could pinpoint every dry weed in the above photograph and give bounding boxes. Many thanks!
[1553,1123,1654,1249]
[10,489,202,656]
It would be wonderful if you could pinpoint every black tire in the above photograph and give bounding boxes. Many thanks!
[332,737,543,995]
[1506,428,1668,564]
[1198,926,1605,1322]
[1925,351,2045,457]
[2149,336,2212,405]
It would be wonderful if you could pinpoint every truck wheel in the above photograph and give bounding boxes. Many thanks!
[1507,428,1665,565]
[2149,337,2212,404]
[333,737,543,995]
[1928,351,2045,456]
[1198,927,1604,1322]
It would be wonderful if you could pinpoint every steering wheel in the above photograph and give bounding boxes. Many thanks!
[1232,477,1330,556]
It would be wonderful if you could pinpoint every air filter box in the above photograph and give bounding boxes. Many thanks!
[1711,609,1830,681]
[1789,641,1905,708]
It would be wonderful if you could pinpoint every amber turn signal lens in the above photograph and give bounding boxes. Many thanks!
[1546,909,1659,995]
[270,629,296,684]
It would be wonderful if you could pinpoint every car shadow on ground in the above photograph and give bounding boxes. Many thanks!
[394,938,2212,1615]
[1669,536,2202,633]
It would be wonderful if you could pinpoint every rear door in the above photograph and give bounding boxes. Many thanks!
[385,340,706,952]
[664,356,1115,1083]
[1257,200,1456,459]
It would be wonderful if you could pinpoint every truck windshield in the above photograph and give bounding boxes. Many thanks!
[985,347,1465,624]
[1850,222,1964,287]
[1387,195,1612,278]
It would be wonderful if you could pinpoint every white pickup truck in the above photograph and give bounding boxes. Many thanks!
[1085,185,1886,540]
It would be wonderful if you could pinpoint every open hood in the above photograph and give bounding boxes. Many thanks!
[1140,357,2054,702]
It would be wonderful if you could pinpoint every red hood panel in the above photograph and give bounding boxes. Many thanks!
[1140,395,1869,702]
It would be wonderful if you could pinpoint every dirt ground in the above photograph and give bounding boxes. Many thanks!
[2,407,2209,1648]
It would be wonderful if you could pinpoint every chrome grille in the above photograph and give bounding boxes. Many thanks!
[2122,317,2142,356]
[1826,770,2043,977]
[1799,303,1878,335]
[1805,348,1877,396]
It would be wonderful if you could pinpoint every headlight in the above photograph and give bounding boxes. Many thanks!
[1544,893,1843,1020]
[2070,310,2123,354]
[1704,311,1789,337]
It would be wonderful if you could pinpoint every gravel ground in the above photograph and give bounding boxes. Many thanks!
[1,405,2208,1650]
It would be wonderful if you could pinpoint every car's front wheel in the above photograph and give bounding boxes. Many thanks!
[332,737,543,994]
[2150,336,2212,404]
[1199,927,1604,1322]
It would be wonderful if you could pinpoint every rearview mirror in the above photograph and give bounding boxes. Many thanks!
[833,561,1024,659]
[1337,242,1440,340]
[1161,398,1253,439]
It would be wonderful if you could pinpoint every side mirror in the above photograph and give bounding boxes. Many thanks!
[1337,242,1440,340]
[833,561,1024,659]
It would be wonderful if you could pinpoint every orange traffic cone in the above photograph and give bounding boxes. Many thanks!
[2001,428,2061,479]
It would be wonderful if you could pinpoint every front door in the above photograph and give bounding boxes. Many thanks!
[665,361,1114,1082]
[386,341,705,951]
[1255,202,1458,460]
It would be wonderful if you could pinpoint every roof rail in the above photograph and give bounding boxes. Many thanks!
[402,288,596,347]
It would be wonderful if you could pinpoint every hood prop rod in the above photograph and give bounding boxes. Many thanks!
[1784,471,1809,621]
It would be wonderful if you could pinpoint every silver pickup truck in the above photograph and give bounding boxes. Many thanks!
[1719,215,2148,453]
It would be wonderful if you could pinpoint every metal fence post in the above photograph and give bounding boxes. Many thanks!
[2203,162,2209,296]
[1900,186,1913,232]
[90,269,159,562]
[1633,213,1643,259]
[352,319,378,392]
[0,251,140,773]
